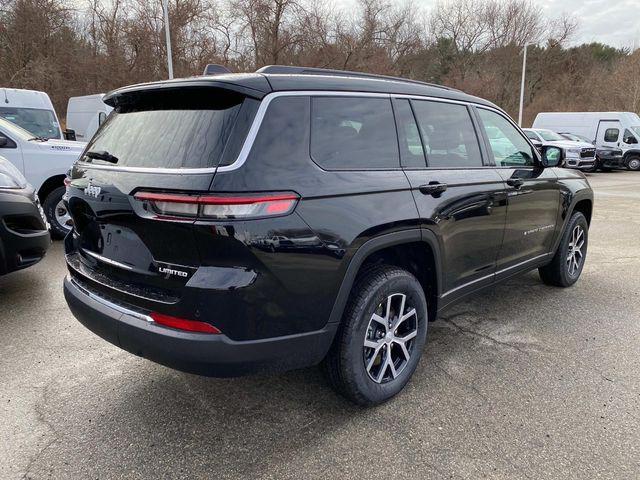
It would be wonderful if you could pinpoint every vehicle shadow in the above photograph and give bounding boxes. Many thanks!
[29,272,557,478]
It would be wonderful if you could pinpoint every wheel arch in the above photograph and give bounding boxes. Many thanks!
[328,229,442,326]
[552,191,593,254]
[37,174,66,203]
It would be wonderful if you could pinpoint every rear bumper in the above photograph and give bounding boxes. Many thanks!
[0,190,50,275]
[63,275,337,377]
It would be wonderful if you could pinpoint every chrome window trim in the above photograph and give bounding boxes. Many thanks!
[75,90,501,175]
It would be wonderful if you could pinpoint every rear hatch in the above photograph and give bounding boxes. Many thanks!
[65,82,265,309]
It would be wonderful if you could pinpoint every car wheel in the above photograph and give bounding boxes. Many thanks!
[43,186,73,239]
[626,156,640,171]
[323,265,428,406]
[539,211,588,287]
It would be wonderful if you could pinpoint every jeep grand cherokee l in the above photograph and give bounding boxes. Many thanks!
[63,66,593,406]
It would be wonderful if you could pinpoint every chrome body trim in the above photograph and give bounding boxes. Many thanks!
[441,253,551,298]
[68,275,154,323]
[82,249,134,271]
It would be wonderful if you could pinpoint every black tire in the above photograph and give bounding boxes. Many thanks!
[42,186,72,239]
[323,265,428,406]
[539,212,588,287]
[626,155,640,171]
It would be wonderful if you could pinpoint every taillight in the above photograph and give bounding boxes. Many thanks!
[150,312,221,334]
[133,191,299,220]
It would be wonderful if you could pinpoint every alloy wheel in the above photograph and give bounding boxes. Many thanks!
[363,293,418,384]
[566,225,585,276]
[55,199,73,232]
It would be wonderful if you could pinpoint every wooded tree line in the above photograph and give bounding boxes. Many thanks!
[1,0,638,125]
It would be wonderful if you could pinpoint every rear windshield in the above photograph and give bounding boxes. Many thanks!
[0,107,60,139]
[81,89,246,169]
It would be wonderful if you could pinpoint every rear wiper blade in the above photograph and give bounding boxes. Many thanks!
[84,150,119,164]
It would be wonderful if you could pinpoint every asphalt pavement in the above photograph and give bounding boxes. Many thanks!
[1,171,639,479]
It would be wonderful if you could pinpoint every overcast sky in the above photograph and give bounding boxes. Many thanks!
[536,0,638,49]
[406,0,639,49]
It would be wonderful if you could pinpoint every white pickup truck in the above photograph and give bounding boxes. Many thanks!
[0,117,86,237]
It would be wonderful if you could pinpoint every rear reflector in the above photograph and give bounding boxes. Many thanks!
[150,312,221,334]
[134,191,299,220]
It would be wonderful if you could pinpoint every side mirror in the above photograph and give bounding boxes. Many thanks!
[624,135,638,144]
[64,129,76,141]
[541,145,563,167]
[0,136,7,147]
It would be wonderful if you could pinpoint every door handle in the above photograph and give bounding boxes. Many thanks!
[506,178,524,189]
[418,182,448,197]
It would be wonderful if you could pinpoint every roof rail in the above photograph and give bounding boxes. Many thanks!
[256,65,455,91]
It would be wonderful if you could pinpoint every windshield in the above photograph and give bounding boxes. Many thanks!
[537,130,565,142]
[0,107,60,139]
[83,91,244,169]
[631,126,640,137]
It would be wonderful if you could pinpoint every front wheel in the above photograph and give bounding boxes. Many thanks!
[43,186,73,239]
[626,156,640,171]
[323,265,428,406]
[539,211,588,287]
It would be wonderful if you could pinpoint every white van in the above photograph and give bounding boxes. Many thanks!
[532,112,640,171]
[66,94,113,141]
[0,88,63,140]
[0,117,86,237]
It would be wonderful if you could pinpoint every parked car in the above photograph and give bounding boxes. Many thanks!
[0,117,86,237]
[63,66,593,406]
[65,94,113,142]
[0,88,63,140]
[533,111,640,171]
[557,132,624,171]
[558,132,592,143]
[522,128,596,170]
[0,155,50,275]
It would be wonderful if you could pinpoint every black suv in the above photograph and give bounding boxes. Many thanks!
[63,66,593,405]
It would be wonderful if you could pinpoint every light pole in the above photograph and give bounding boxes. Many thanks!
[518,43,528,126]
[163,0,174,79]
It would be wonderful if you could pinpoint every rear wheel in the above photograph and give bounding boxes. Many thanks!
[324,265,428,406]
[43,186,73,239]
[539,211,588,287]
[626,155,640,171]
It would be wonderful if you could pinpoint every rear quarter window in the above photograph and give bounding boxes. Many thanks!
[310,97,399,170]
[82,88,250,169]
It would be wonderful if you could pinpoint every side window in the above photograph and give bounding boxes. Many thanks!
[604,128,619,142]
[393,99,425,167]
[477,108,535,167]
[0,130,17,149]
[310,97,399,169]
[411,100,482,168]
[623,129,638,144]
